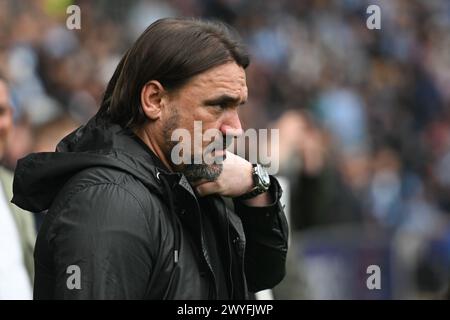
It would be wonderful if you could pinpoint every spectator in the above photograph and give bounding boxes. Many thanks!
[0,75,35,299]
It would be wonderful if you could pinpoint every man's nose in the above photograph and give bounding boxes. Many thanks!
[220,110,243,137]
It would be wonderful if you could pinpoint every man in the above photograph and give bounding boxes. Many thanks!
[12,18,288,299]
[0,75,35,299]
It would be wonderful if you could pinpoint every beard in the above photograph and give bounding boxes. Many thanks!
[181,163,223,183]
[162,108,223,183]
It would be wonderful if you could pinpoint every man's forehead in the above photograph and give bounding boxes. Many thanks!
[188,62,247,99]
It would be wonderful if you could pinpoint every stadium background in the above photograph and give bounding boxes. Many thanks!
[1,0,449,299]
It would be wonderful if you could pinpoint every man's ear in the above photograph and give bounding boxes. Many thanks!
[140,80,166,120]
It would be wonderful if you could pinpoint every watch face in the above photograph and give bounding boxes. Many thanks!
[256,164,271,189]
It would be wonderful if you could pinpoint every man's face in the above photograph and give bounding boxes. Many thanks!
[161,62,248,182]
[0,81,13,160]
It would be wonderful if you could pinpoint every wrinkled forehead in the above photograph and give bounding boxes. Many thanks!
[184,62,248,101]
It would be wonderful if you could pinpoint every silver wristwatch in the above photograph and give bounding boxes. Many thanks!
[236,163,271,200]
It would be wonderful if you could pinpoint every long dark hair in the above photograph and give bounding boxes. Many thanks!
[97,18,250,129]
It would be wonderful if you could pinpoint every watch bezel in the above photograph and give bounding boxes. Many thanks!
[254,163,270,191]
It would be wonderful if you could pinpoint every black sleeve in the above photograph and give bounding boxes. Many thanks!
[233,176,289,292]
[48,183,155,299]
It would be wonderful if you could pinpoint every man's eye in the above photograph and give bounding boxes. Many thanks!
[217,103,240,109]
[210,103,226,110]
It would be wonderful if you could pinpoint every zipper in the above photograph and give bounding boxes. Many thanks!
[220,198,248,299]
[162,172,218,298]
[223,200,234,299]
[193,198,218,299]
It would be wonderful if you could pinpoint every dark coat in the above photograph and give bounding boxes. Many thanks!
[12,117,288,299]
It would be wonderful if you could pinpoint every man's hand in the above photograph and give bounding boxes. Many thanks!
[193,151,253,197]
[193,151,273,206]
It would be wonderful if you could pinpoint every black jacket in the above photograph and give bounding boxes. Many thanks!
[12,117,288,299]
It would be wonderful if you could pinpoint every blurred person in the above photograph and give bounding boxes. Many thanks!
[368,147,403,227]
[0,75,35,299]
[274,109,365,230]
[12,18,288,300]
[2,119,33,171]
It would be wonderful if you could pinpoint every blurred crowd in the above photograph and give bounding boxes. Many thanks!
[0,0,449,299]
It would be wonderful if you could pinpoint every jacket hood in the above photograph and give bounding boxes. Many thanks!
[12,116,174,212]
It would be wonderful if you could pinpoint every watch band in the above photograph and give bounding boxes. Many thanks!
[236,186,266,200]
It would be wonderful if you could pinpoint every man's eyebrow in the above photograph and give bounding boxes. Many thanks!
[203,94,247,106]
